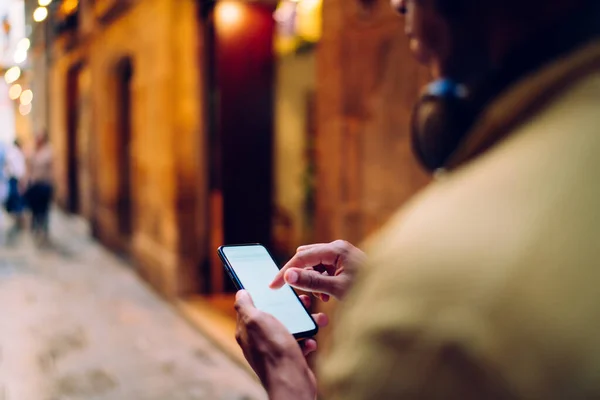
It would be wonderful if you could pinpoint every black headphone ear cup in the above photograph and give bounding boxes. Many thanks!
[410,94,474,172]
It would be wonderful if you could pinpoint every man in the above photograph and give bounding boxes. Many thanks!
[5,139,27,231]
[235,0,600,398]
[24,132,54,243]
[0,140,8,237]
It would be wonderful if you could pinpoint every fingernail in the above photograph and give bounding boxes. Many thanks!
[286,270,298,284]
[270,275,282,288]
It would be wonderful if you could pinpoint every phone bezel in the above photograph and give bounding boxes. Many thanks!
[217,243,319,341]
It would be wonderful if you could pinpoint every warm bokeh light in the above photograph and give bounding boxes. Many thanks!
[296,0,322,43]
[216,2,242,26]
[14,50,27,64]
[38,0,52,6]
[20,89,33,106]
[5,66,21,84]
[59,0,79,16]
[33,6,48,22]
[9,84,22,100]
[19,103,31,116]
[274,0,322,56]
[17,38,30,52]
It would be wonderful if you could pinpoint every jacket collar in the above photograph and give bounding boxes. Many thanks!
[446,39,600,171]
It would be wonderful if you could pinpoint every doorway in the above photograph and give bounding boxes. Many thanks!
[66,65,81,214]
[206,1,277,294]
[181,0,311,360]
[115,58,134,238]
[76,66,94,220]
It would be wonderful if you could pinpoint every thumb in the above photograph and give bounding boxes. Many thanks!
[234,290,255,315]
[284,268,342,298]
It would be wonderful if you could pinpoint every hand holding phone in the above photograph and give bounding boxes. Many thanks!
[218,244,319,340]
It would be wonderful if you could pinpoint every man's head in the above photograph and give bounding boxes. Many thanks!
[397,0,598,172]
[392,0,590,83]
[36,131,49,148]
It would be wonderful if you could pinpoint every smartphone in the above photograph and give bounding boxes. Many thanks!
[218,243,319,340]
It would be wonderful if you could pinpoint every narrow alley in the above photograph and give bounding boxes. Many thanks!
[0,211,267,400]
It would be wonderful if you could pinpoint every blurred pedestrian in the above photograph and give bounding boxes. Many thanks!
[24,132,54,243]
[0,140,9,238]
[4,139,26,233]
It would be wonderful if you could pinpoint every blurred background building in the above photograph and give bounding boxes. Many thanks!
[12,0,431,349]
[0,0,30,144]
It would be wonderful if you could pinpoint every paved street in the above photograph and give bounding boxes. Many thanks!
[0,211,267,400]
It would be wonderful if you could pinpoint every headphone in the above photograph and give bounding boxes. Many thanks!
[398,0,488,172]
[410,79,475,172]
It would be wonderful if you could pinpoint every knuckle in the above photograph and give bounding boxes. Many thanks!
[332,275,350,298]
[332,240,351,268]
[271,338,289,356]
[332,282,342,298]
[333,240,351,258]
[244,313,261,329]
[295,251,308,265]
[332,239,350,249]
[296,245,308,253]
[304,271,317,288]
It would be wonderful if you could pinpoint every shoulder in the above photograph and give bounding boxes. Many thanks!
[360,67,600,321]
[346,73,600,395]
[320,71,600,399]
[365,70,600,286]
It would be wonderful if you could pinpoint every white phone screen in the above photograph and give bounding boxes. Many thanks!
[222,245,316,335]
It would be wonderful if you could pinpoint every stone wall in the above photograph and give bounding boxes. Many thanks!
[49,0,206,297]
[315,0,431,245]
[49,37,88,214]
[47,0,431,301]
[311,0,435,355]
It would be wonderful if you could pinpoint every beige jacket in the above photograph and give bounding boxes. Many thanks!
[319,41,600,399]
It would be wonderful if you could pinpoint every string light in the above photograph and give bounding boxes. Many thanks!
[216,2,242,26]
[14,50,27,64]
[5,67,21,84]
[19,103,31,116]
[17,38,30,52]
[20,90,33,106]
[9,84,22,100]
[60,0,79,16]
[33,6,48,22]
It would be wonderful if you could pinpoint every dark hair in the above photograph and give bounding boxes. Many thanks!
[433,0,465,17]
[435,0,590,19]
[432,0,498,18]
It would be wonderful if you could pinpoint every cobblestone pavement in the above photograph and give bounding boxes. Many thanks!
[0,211,267,400]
